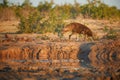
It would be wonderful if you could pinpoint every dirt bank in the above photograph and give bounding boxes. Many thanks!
[0,37,120,80]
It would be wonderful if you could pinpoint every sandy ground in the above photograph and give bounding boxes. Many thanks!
[0,21,19,33]
[0,19,120,39]
[0,19,120,80]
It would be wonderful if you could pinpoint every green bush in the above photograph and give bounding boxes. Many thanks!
[18,11,42,33]
[1,0,120,34]
[18,10,65,34]
[1,0,120,21]
[106,28,117,39]
[103,26,117,39]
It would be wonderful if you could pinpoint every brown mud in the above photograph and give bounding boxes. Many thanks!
[0,34,120,80]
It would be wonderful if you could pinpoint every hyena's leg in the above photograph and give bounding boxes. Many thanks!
[78,34,83,41]
[91,37,94,41]
[69,33,73,40]
[88,37,93,41]
[75,34,80,41]
[75,34,78,40]
[84,34,87,41]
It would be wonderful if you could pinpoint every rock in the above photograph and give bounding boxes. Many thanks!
[0,38,120,80]
[0,41,81,71]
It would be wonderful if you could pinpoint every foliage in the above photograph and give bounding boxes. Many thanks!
[80,1,120,19]
[103,26,117,39]
[103,26,109,32]
[106,28,117,39]
[37,0,53,12]
[0,0,120,33]
[18,11,41,33]
[18,9,65,34]
[22,0,31,7]
[39,35,50,40]
[3,0,8,7]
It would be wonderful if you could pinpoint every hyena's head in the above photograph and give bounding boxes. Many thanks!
[86,30,93,37]
[61,24,73,34]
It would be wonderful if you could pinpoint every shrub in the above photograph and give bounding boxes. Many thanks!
[18,11,42,33]
[103,26,117,39]
[18,10,65,34]
[106,28,117,39]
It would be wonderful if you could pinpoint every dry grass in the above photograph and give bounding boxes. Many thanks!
[0,21,19,33]
[64,18,120,39]
[0,19,119,40]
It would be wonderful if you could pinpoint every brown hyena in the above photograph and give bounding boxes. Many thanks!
[62,22,94,40]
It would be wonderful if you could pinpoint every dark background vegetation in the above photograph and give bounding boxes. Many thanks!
[0,0,120,33]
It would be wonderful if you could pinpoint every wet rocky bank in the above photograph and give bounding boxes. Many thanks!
[0,38,120,80]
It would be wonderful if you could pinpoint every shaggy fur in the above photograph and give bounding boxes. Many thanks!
[62,22,93,40]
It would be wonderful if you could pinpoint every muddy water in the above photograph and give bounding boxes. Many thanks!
[0,39,120,80]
